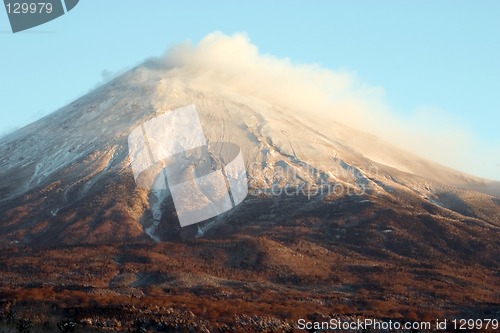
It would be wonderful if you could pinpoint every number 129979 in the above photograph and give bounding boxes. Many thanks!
[452,319,498,330]
[5,2,53,14]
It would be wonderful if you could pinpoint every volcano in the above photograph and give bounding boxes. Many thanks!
[0,43,499,330]
[0,63,498,243]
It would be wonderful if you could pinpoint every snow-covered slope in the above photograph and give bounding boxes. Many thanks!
[0,65,489,196]
[0,65,498,244]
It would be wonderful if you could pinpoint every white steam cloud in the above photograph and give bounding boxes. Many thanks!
[155,32,499,181]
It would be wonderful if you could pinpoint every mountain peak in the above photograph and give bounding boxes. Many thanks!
[0,62,498,244]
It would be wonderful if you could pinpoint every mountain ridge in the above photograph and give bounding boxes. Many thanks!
[0,64,499,245]
[0,63,498,328]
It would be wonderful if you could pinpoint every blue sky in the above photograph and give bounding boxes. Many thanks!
[1,1,499,179]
